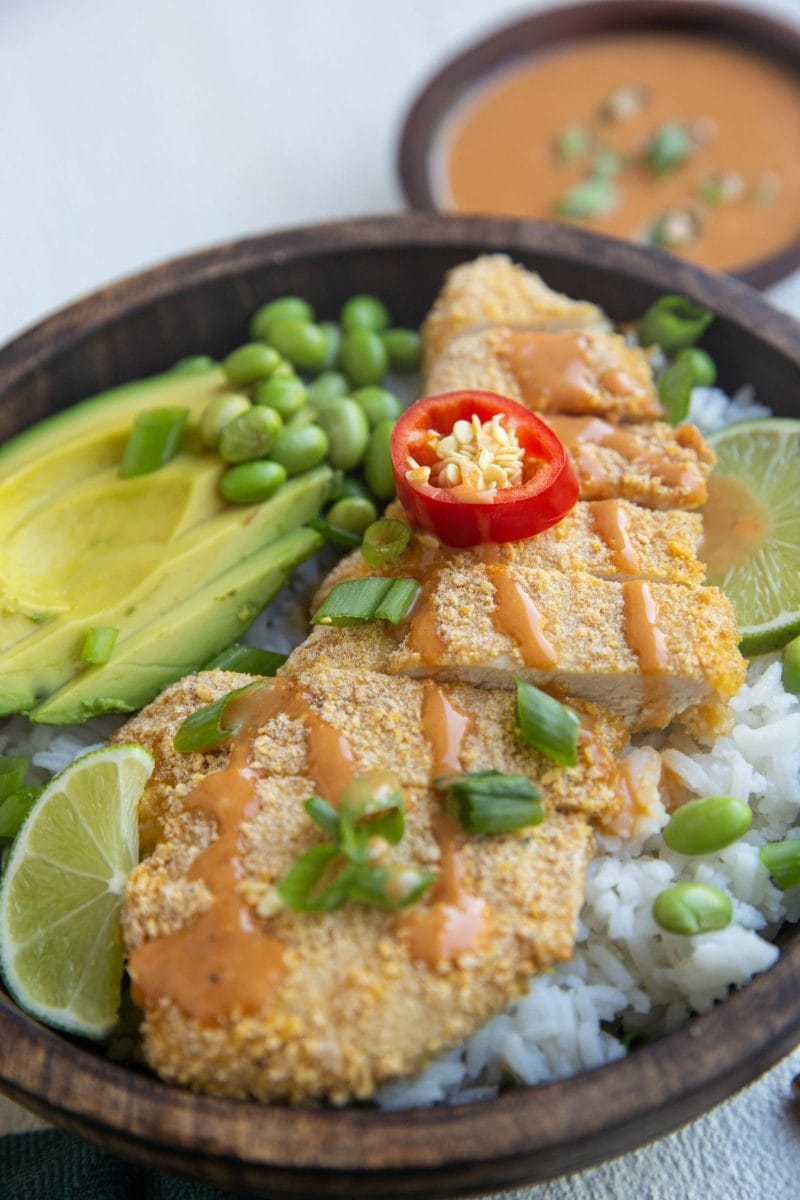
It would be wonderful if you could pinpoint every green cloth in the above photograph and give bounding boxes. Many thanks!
[0,1130,247,1200]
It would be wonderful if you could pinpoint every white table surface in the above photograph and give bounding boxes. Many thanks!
[1,0,800,1196]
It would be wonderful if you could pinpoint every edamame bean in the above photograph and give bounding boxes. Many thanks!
[171,354,216,375]
[341,294,390,333]
[326,496,377,537]
[315,397,370,471]
[219,405,282,463]
[219,460,287,504]
[663,795,752,855]
[782,634,800,694]
[249,296,314,342]
[267,318,330,372]
[363,417,396,499]
[269,424,330,475]
[352,386,403,426]
[271,360,299,381]
[254,376,307,420]
[222,342,281,385]
[307,370,349,407]
[759,839,800,889]
[339,327,389,387]
[652,883,733,935]
[200,393,252,449]
[676,346,717,387]
[331,474,371,502]
[319,322,342,370]
[381,328,422,372]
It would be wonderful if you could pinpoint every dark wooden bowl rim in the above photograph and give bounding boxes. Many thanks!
[397,0,800,291]
[0,212,799,1199]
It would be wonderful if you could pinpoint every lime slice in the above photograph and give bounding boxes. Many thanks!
[702,418,800,656]
[0,743,152,1038]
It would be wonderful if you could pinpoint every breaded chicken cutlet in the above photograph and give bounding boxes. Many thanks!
[120,667,625,1103]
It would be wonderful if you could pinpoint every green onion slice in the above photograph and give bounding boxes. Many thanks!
[119,406,190,477]
[308,518,362,549]
[555,125,590,162]
[657,359,695,426]
[637,295,714,352]
[276,843,349,912]
[204,643,287,674]
[311,577,419,627]
[434,770,543,835]
[645,122,692,175]
[173,679,272,752]
[361,519,411,568]
[0,757,28,803]
[305,795,340,841]
[0,786,41,840]
[556,177,617,220]
[515,680,581,767]
[759,840,800,890]
[345,862,436,911]
[337,773,405,860]
[80,626,119,665]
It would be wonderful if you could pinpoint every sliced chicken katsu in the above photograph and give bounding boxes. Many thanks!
[294,549,744,733]
[120,666,625,1103]
[425,328,664,423]
[317,500,705,598]
[422,254,609,370]
[542,415,714,509]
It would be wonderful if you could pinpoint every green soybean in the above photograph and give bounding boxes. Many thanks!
[652,883,733,935]
[249,296,314,342]
[381,328,422,372]
[254,376,307,420]
[307,370,349,408]
[219,460,287,504]
[781,634,800,694]
[339,327,389,387]
[676,346,717,387]
[759,839,800,890]
[222,342,282,385]
[363,418,396,499]
[341,294,390,333]
[219,406,282,463]
[331,474,371,502]
[638,295,714,351]
[268,318,330,373]
[326,496,378,537]
[352,386,403,426]
[199,393,251,449]
[319,322,342,370]
[269,424,330,475]
[315,397,370,471]
[663,795,752,856]
[171,355,215,375]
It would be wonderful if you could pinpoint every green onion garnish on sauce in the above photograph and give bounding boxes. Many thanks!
[644,122,692,175]
[311,577,419,627]
[173,679,272,752]
[555,177,617,220]
[361,518,411,568]
[434,771,543,835]
[80,626,119,665]
[204,643,287,675]
[515,680,581,767]
[555,125,590,162]
[119,406,190,478]
[308,518,362,550]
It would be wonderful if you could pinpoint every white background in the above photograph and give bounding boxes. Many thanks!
[1,1,800,1196]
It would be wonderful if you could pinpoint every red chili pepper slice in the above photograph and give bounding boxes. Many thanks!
[390,390,579,548]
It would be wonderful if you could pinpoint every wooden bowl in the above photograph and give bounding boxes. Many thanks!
[397,0,800,289]
[0,212,799,1198]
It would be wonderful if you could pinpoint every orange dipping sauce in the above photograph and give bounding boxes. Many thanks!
[442,34,800,273]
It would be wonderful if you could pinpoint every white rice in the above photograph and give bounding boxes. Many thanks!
[2,384,797,1109]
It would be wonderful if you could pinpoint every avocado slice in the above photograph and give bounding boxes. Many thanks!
[29,526,323,725]
[0,466,332,714]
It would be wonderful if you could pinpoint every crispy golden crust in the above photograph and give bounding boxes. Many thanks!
[421,254,609,370]
[424,328,663,423]
[120,666,613,1101]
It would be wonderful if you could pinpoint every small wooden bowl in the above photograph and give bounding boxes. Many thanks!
[0,213,799,1198]
[397,0,800,289]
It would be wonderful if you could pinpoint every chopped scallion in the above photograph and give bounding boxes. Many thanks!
[555,125,590,162]
[434,770,543,835]
[311,577,419,627]
[80,626,119,665]
[637,295,714,352]
[556,177,617,220]
[657,359,695,426]
[173,679,272,752]
[361,518,411,568]
[276,842,347,912]
[645,122,692,175]
[204,643,287,674]
[305,795,340,841]
[119,407,190,477]
[515,680,581,767]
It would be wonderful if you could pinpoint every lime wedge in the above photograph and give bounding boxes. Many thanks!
[0,744,152,1038]
[701,419,800,656]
